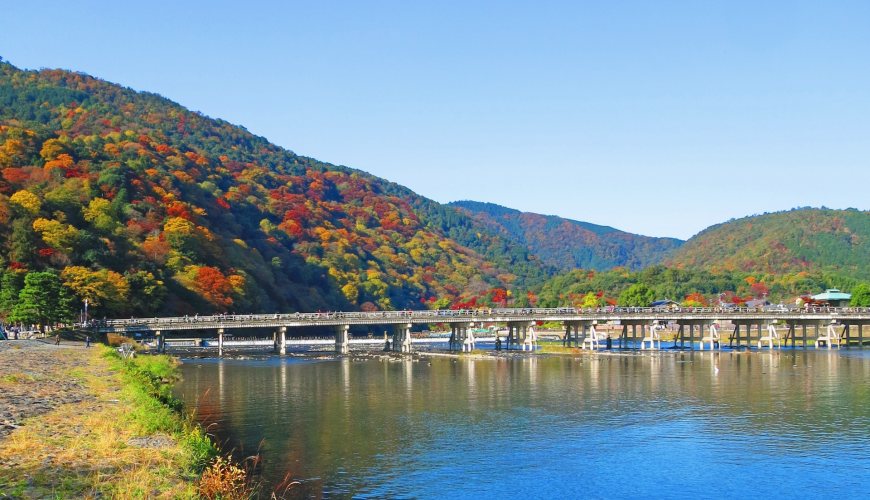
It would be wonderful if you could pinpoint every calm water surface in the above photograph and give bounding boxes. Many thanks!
[174,350,870,498]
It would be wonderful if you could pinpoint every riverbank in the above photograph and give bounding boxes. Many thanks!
[0,340,219,498]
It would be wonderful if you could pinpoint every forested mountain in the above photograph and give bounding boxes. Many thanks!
[527,208,870,308]
[450,201,683,272]
[2,60,867,324]
[668,208,870,279]
[0,61,551,320]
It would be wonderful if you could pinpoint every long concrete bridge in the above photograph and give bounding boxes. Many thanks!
[96,306,870,355]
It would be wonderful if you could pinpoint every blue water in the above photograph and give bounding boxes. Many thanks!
[174,350,870,498]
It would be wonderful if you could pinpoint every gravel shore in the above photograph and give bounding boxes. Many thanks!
[0,340,95,439]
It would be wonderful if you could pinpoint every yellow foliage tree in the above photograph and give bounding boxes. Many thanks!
[9,190,42,214]
[61,266,130,312]
[83,197,115,231]
[39,138,67,161]
[341,283,359,303]
[32,218,79,252]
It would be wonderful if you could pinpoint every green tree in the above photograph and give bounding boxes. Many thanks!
[618,283,655,307]
[850,283,870,307]
[9,272,75,330]
[0,269,25,320]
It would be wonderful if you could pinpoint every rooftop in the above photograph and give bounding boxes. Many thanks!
[811,289,852,301]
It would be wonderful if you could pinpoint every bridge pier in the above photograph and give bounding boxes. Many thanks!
[278,326,286,354]
[757,322,780,349]
[677,320,716,350]
[699,323,720,350]
[579,322,601,350]
[449,322,475,352]
[730,320,767,349]
[815,323,842,349]
[562,321,587,348]
[840,320,869,348]
[155,330,164,353]
[335,324,350,354]
[218,328,224,356]
[392,323,412,353]
[784,320,826,349]
[506,321,534,351]
[640,321,661,350]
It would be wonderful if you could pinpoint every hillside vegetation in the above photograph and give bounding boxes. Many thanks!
[668,208,870,279]
[451,201,683,271]
[0,61,551,320]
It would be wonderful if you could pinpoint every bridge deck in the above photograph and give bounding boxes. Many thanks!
[96,307,870,333]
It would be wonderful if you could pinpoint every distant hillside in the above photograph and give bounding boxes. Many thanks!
[450,201,683,272]
[0,61,552,318]
[668,208,870,279]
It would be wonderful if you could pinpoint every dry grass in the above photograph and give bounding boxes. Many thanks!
[197,456,251,499]
[0,347,202,498]
[107,332,148,351]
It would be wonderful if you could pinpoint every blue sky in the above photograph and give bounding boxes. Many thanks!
[3,1,869,239]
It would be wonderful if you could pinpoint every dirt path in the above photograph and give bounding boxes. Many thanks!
[0,341,202,498]
[0,341,95,439]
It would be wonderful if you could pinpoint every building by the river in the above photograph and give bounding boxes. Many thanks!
[812,289,852,307]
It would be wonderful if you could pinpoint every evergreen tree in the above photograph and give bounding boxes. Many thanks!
[9,272,73,330]
[0,269,25,320]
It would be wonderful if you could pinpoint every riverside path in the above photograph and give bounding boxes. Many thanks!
[94,306,870,355]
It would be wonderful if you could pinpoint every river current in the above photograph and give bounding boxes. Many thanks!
[174,349,870,498]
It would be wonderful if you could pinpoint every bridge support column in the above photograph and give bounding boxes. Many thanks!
[860,323,864,348]
[689,323,695,351]
[279,326,287,355]
[758,323,779,349]
[506,321,534,351]
[335,324,350,354]
[563,321,581,348]
[699,322,720,350]
[731,321,761,349]
[155,330,164,353]
[463,324,476,352]
[506,323,516,350]
[449,323,475,352]
[218,328,224,356]
[640,322,661,350]
[392,323,412,353]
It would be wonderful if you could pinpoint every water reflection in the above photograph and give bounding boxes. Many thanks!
[175,351,870,498]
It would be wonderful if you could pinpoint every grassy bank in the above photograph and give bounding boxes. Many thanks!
[0,345,225,498]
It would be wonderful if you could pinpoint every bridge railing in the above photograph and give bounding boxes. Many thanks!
[95,306,870,329]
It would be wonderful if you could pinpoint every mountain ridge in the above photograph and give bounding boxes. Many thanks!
[449,200,684,272]
[667,207,870,279]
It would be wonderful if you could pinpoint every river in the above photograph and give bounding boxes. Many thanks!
[174,349,870,498]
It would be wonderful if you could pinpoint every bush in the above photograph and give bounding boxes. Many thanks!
[197,456,251,500]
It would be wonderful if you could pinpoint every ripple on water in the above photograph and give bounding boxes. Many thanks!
[174,351,870,498]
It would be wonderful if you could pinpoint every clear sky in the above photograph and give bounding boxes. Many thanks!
[3,1,869,239]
